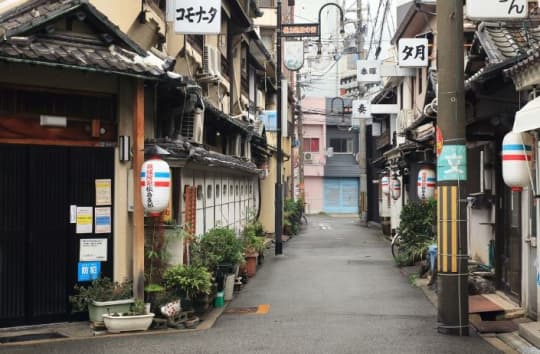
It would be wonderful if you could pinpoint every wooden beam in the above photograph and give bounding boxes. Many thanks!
[133,80,145,300]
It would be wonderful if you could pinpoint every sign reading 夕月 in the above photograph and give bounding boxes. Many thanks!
[398,38,428,67]
[173,0,221,34]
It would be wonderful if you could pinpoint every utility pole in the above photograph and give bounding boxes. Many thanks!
[275,0,283,255]
[296,71,305,202]
[436,0,468,336]
[356,0,367,224]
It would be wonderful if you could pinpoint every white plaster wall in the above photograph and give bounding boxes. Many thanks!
[468,206,493,266]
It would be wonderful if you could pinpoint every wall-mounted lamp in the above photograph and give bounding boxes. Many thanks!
[40,115,67,127]
[119,135,131,162]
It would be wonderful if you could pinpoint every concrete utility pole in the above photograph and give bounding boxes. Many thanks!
[436,0,469,336]
[296,71,305,202]
[356,0,367,223]
[275,0,283,255]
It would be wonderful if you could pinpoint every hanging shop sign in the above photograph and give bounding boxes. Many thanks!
[141,157,171,215]
[284,41,304,71]
[357,60,381,83]
[398,38,428,67]
[282,23,319,38]
[502,132,533,192]
[173,0,221,34]
[417,168,436,200]
[352,99,371,119]
[391,177,401,200]
[466,0,527,20]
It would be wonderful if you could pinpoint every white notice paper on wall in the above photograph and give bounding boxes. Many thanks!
[95,207,111,234]
[76,207,93,234]
[80,238,107,261]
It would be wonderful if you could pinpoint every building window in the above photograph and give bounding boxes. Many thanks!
[207,185,212,199]
[230,184,233,195]
[223,184,227,196]
[197,185,203,200]
[303,138,320,152]
[216,184,220,198]
[235,184,239,196]
[330,138,353,153]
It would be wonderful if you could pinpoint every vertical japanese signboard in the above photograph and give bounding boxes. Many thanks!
[173,0,221,34]
[466,0,527,20]
[398,38,428,67]
[284,41,304,71]
[352,100,371,119]
[356,60,381,83]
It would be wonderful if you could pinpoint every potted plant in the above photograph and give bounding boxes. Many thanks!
[192,227,244,272]
[163,264,213,315]
[102,299,155,333]
[241,221,265,278]
[69,277,134,326]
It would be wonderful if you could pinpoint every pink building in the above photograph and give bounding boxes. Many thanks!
[302,97,326,214]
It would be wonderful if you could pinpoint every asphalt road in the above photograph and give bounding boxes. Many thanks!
[1,215,499,354]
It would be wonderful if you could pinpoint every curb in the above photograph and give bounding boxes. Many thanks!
[0,305,228,348]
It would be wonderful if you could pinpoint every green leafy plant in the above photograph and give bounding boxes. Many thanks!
[192,227,244,271]
[284,198,302,235]
[144,218,185,288]
[241,220,266,255]
[69,277,133,312]
[163,264,213,300]
[395,199,437,266]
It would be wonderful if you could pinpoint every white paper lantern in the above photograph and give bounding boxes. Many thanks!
[141,158,171,215]
[391,177,401,200]
[417,168,436,200]
[502,132,533,192]
[381,176,390,195]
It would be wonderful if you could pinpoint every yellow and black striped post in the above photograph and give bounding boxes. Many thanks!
[436,0,469,336]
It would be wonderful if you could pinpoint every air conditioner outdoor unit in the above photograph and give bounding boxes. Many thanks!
[203,45,221,76]
[304,152,313,162]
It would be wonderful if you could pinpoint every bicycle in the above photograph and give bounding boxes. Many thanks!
[391,231,402,260]
[300,203,308,225]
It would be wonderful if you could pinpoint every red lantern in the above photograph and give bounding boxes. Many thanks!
[141,157,171,215]
[417,168,436,200]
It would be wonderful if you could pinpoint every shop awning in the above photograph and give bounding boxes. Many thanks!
[513,96,540,132]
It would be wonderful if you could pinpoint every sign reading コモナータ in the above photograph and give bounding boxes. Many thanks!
[466,0,527,20]
[173,0,221,34]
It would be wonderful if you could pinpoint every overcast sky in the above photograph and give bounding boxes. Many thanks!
[295,0,399,98]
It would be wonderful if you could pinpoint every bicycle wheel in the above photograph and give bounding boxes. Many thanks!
[391,235,402,260]
[301,214,308,224]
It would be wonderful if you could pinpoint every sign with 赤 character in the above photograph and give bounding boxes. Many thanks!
[282,23,320,38]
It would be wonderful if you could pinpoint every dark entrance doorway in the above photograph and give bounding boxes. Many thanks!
[0,145,114,327]
[499,189,522,300]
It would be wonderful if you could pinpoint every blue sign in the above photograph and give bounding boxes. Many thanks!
[78,262,101,282]
[437,145,467,181]
[260,110,277,131]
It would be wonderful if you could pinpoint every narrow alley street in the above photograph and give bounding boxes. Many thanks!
[1,215,498,354]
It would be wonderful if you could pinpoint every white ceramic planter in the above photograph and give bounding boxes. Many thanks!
[102,313,155,333]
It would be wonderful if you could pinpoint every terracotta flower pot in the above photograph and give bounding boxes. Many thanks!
[245,252,258,278]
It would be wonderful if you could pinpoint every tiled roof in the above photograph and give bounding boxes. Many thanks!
[476,22,540,63]
[0,0,168,78]
[0,34,164,77]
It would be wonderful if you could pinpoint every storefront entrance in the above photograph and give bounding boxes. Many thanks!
[0,145,114,327]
